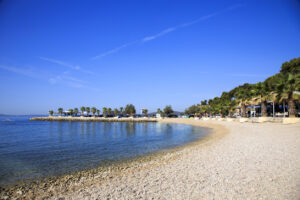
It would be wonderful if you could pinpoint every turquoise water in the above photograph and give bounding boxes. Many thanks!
[0,116,209,184]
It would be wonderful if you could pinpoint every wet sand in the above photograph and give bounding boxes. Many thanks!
[1,119,300,199]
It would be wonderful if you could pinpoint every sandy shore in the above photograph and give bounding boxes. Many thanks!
[1,119,300,199]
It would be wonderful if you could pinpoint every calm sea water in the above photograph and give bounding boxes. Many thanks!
[0,116,209,184]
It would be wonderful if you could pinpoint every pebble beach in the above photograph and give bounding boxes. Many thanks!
[1,118,300,199]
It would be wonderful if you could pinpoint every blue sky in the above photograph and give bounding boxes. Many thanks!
[0,0,299,114]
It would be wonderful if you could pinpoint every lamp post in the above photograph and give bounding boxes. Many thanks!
[267,101,275,117]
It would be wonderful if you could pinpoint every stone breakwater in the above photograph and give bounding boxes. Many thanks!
[30,116,300,124]
[30,116,158,123]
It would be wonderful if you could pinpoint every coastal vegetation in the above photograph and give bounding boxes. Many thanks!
[48,58,299,119]
[185,57,300,118]
[124,104,136,115]
[49,104,177,118]
[80,106,85,116]
[58,108,63,116]
[51,104,138,117]
[163,105,174,116]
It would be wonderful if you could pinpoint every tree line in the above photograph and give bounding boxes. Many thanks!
[49,104,136,117]
[49,104,175,117]
[185,57,300,118]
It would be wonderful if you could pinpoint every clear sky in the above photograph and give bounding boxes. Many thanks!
[0,0,299,114]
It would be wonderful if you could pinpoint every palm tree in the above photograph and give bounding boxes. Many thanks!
[275,73,300,117]
[68,109,74,116]
[226,99,236,118]
[102,107,107,117]
[49,110,54,116]
[124,104,136,116]
[86,107,90,116]
[163,105,173,116]
[80,106,85,116]
[96,109,100,117]
[144,109,148,117]
[220,92,235,118]
[235,85,252,118]
[107,108,112,115]
[120,107,124,114]
[157,108,161,113]
[270,58,300,117]
[114,108,119,116]
[91,107,96,116]
[183,57,300,119]
[157,108,162,117]
[202,106,209,117]
[74,108,79,116]
[252,82,270,117]
[58,108,63,116]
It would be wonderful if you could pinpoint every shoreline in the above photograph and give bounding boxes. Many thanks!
[0,119,226,199]
[1,119,299,199]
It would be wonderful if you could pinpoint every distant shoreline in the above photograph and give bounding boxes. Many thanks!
[30,116,158,122]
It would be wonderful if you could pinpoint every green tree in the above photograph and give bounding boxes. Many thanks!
[163,105,174,116]
[235,84,252,118]
[209,97,222,117]
[281,57,300,75]
[68,109,74,116]
[184,57,300,119]
[49,110,54,116]
[228,100,237,118]
[120,107,124,114]
[144,109,148,117]
[58,107,63,116]
[157,108,162,117]
[96,109,100,116]
[275,74,300,118]
[278,58,300,118]
[114,108,119,116]
[201,100,207,105]
[80,106,85,116]
[251,82,270,117]
[184,105,199,115]
[74,108,79,116]
[220,92,235,117]
[86,107,90,116]
[124,104,136,116]
[201,106,208,117]
[102,107,107,117]
[91,107,96,116]
[107,108,112,115]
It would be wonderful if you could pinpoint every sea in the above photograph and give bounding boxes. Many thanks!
[0,115,209,185]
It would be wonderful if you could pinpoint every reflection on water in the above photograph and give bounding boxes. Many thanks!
[0,116,209,185]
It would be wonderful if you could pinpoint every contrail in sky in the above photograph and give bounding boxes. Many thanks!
[92,4,242,60]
